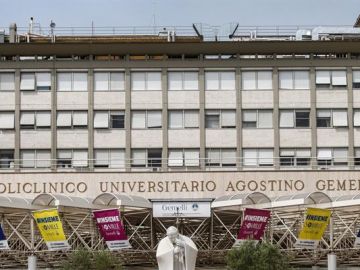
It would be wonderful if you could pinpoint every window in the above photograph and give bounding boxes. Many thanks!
[205,71,235,90]
[168,110,199,129]
[353,71,360,89]
[354,148,360,166]
[317,148,348,166]
[94,149,125,168]
[242,110,273,128]
[131,111,162,129]
[0,150,14,169]
[0,73,15,91]
[94,72,125,91]
[57,149,88,168]
[168,72,198,90]
[0,112,15,129]
[279,110,310,128]
[131,72,161,91]
[20,111,51,129]
[205,110,236,128]
[316,70,347,89]
[20,73,51,91]
[354,110,360,127]
[131,149,162,168]
[206,149,237,167]
[57,111,88,128]
[280,149,311,166]
[279,70,309,89]
[242,71,272,90]
[57,72,87,91]
[168,149,200,167]
[21,150,51,168]
[94,111,125,129]
[316,109,348,128]
[243,149,274,167]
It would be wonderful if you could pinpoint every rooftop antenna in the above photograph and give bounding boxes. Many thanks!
[29,17,34,34]
[50,20,56,43]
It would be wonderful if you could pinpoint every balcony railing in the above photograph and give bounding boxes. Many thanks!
[0,157,356,172]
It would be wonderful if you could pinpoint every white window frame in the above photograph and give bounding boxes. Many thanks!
[0,73,15,91]
[279,70,310,90]
[242,110,273,129]
[242,71,272,90]
[168,71,199,91]
[94,72,125,91]
[243,148,274,167]
[57,72,88,91]
[206,148,237,167]
[131,110,162,129]
[205,71,236,90]
[131,72,162,91]
[316,70,347,89]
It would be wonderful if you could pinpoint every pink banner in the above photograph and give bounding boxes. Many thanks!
[93,209,131,250]
[237,208,271,241]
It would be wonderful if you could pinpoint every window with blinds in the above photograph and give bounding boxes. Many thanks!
[94,72,125,91]
[242,110,273,128]
[131,72,161,91]
[315,70,347,89]
[57,72,87,91]
[57,111,88,129]
[205,71,235,90]
[94,111,125,129]
[20,111,51,129]
[131,111,162,129]
[21,150,51,168]
[0,112,15,129]
[279,70,309,90]
[206,148,237,167]
[57,149,88,168]
[279,110,310,128]
[242,71,272,90]
[0,73,15,91]
[168,72,198,90]
[280,148,311,166]
[317,148,348,166]
[168,110,199,129]
[205,110,236,128]
[316,109,348,128]
[243,149,274,167]
[168,149,200,167]
[94,149,125,168]
[21,73,51,91]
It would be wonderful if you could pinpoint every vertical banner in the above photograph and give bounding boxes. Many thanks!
[93,209,131,250]
[233,208,271,247]
[33,209,70,251]
[0,224,9,250]
[294,208,331,249]
[354,230,360,248]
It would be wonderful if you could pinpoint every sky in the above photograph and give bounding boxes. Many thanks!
[0,0,359,28]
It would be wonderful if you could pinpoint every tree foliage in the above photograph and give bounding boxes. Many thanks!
[62,249,123,270]
[226,241,290,270]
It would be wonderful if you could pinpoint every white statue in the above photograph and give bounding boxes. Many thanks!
[156,226,198,270]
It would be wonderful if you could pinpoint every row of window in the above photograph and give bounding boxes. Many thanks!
[0,148,357,169]
[0,70,360,91]
[1,109,360,130]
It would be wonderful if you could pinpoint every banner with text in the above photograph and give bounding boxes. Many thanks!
[33,209,70,251]
[233,208,271,247]
[295,208,331,249]
[0,224,9,250]
[93,209,131,250]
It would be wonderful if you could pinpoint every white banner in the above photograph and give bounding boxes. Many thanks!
[152,201,211,218]
[107,240,131,250]
[0,240,9,250]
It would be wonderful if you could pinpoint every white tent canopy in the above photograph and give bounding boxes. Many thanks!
[32,193,94,209]
[93,192,152,209]
[212,192,271,208]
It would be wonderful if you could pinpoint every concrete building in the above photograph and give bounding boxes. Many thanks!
[1,20,360,268]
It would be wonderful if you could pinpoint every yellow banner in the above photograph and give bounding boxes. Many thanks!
[33,209,68,249]
[295,208,331,249]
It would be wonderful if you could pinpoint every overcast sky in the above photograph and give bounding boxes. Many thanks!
[0,0,359,28]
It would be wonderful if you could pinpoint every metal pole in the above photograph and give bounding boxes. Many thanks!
[328,253,336,270]
[28,255,37,270]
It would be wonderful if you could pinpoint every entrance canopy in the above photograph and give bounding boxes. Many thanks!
[212,192,271,208]
[32,193,94,209]
[93,192,152,209]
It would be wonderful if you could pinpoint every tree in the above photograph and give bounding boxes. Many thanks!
[226,241,290,270]
[62,249,92,270]
[93,250,123,270]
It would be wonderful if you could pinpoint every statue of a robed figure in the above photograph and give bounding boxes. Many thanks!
[156,226,198,270]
